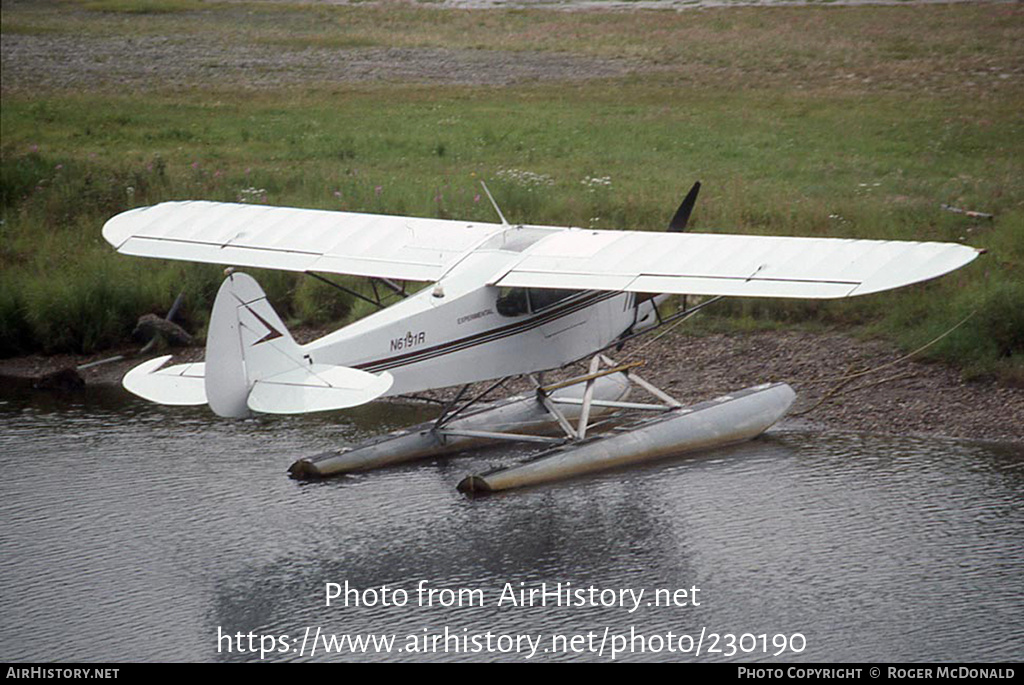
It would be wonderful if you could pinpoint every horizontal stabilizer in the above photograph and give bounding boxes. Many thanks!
[122,355,392,414]
[123,355,207,406]
[247,365,394,414]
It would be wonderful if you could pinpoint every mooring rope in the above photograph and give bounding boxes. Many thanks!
[792,309,977,386]
[619,303,709,363]
[787,309,977,416]
[619,302,977,417]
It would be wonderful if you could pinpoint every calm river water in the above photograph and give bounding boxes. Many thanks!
[1,383,1021,662]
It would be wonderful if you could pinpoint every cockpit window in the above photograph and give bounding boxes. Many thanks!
[496,288,530,317]
[528,288,577,312]
[496,287,577,317]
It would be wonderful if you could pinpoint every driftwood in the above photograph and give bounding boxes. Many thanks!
[940,204,994,220]
[11,294,194,393]
[132,313,194,347]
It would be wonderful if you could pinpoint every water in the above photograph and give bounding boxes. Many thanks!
[1,384,1021,662]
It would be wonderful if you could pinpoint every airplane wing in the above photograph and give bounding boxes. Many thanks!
[105,201,980,299]
[103,201,505,282]
[490,229,982,299]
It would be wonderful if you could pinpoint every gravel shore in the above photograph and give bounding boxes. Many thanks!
[3,329,1021,445]
[635,330,1024,445]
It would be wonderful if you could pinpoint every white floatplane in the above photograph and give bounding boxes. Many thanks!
[102,183,981,491]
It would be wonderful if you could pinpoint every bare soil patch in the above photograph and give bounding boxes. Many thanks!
[1,33,637,92]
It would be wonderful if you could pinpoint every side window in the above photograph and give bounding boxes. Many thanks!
[528,289,576,312]
[496,288,530,317]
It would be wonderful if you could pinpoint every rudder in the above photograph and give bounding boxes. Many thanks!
[206,272,298,417]
[205,272,392,417]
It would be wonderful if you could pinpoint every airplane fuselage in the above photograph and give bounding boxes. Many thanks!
[303,234,658,396]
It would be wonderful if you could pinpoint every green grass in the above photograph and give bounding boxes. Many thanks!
[1,1,1022,382]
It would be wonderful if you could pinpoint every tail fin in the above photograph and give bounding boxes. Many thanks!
[205,272,392,417]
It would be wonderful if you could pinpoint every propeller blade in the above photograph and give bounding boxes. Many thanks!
[668,181,701,232]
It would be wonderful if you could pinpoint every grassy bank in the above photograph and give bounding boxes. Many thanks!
[1,1,1022,381]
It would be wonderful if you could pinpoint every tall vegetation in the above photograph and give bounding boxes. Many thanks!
[1,1,1021,382]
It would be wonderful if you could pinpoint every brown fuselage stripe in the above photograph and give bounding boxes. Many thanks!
[353,290,623,373]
